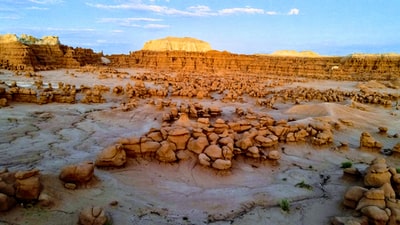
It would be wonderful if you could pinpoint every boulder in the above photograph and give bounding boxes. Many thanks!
[360,206,389,225]
[15,175,41,201]
[156,141,177,162]
[343,186,368,209]
[0,193,16,211]
[187,136,209,154]
[204,145,223,160]
[140,139,161,154]
[167,127,190,150]
[212,159,232,170]
[95,144,126,167]
[198,153,211,167]
[268,150,281,160]
[78,206,108,225]
[59,161,94,184]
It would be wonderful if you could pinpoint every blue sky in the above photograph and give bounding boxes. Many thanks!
[1,0,399,55]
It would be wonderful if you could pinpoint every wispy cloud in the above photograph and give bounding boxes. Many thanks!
[288,8,300,15]
[86,2,296,17]
[98,17,168,29]
[218,7,264,15]
[26,6,49,10]
[28,0,63,4]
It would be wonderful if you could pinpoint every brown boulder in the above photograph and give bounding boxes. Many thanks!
[187,136,209,154]
[15,175,41,201]
[156,141,177,162]
[204,145,223,160]
[0,193,16,211]
[167,127,190,150]
[360,206,389,225]
[59,161,94,184]
[212,159,232,170]
[78,206,108,225]
[95,144,126,167]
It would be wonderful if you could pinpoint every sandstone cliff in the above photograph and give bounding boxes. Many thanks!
[142,37,212,52]
[269,50,320,57]
[0,34,102,71]
[108,51,400,81]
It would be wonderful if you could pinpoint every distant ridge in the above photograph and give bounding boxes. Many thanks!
[142,36,212,52]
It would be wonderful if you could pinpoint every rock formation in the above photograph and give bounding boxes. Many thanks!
[337,158,400,225]
[142,36,212,52]
[108,51,400,81]
[0,34,102,71]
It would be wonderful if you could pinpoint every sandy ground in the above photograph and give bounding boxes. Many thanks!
[0,68,399,225]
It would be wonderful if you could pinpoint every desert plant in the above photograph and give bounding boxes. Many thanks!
[295,180,313,190]
[279,199,290,212]
[341,161,352,168]
[396,168,400,174]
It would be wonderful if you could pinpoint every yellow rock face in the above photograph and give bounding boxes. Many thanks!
[0,33,60,45]
[142,36,212,52]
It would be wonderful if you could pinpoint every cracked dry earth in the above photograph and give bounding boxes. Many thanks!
[1,69,400,225]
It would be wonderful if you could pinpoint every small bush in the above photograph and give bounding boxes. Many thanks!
[396,168,400,174]
[341,161,353,168]
[295,180,313,190]
[279,199,290,212]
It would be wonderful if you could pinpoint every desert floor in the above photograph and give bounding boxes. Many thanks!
[0,68,399,225]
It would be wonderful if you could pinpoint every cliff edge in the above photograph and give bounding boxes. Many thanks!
[0,34,102,71]
[142,36,212,52]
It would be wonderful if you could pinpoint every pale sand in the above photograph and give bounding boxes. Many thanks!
[0,68,399,224]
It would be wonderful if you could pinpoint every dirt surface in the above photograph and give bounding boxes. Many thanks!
[0,68,399,225]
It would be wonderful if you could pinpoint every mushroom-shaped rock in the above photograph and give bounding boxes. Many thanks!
[364,163,391,188]
[212,159,232,170]
[95,144,126,167]
[356,189,386,211]
[78,206,108,225]
[360,206,390,225]
[187,136,209,154]
[156,141,177,162]
[59,161,94,184]
[343,186,368,209]
[167,127,190,150]
[204,145,223,160]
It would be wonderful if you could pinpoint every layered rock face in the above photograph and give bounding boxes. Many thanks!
[0,34,102,71]
[109,51,400,81]
[142,36,212,52]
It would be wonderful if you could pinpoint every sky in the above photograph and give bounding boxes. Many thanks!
[1,0,400,55]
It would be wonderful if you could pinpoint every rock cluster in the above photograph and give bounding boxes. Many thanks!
[360,132,383,151]
[0,168,43,211]
[336,158,400,225]
[95,106,338,170]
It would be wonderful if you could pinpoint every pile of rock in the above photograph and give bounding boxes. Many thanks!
[95,112,337,170]
[0,168,43,211]
[360,132,383,151]
[335,158,400,224]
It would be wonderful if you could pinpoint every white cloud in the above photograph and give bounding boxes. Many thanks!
[143,24,169,29]
[218,7,264,15]
[28,0,63,4]
[26,6,49,10]
[288,8,299,15]
[87,2,296,17]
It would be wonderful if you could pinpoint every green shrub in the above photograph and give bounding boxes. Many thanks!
[295,180,313,190]
[396,168,400,174]
[279,199,290,212]
[341,161,353,168]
